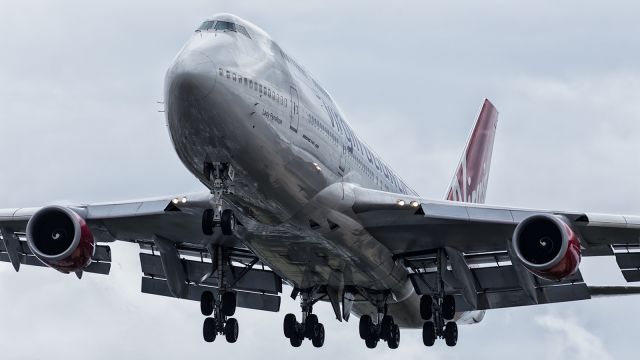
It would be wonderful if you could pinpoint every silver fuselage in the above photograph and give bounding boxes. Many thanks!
[164,14,482,327]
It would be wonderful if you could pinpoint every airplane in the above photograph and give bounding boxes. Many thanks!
[1,12,640,350]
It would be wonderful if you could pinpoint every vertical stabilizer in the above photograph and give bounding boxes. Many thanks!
[445,99,499,204]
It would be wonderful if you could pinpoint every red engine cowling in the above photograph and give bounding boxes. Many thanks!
[25,206,95,273]
[512,214,581,281]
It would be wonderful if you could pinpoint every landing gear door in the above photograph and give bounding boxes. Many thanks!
[289,86,299,132]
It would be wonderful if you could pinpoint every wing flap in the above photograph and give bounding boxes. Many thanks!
[139,252,281,295]
[141,277,281,312]
[406,251,590,311]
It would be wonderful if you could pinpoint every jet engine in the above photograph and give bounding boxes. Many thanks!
[512,214,581,281]
[25,206,95,273]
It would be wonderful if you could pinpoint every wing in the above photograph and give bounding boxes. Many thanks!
[0,192,282,313]
[343,184,640,311]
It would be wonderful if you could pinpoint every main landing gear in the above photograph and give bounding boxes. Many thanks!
[357,293,400,349]
[199,246,240,343]
[283,289,326,348]
[201,290,239,343]
[421,294,458,346]
[201,162,236,236]
[421,249,458,347]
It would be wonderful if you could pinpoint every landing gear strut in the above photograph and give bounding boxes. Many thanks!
[421,250,458,347]
[199,246,240,343]
[283,288,326,348]
[202,162,236,236]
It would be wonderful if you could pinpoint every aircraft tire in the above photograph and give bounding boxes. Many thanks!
[422,321,436,347]
[203,317,217,343]
[359,315,373,340]
[220,209,235,235]
[444,322,458,347]
[311,323,325,348]
[225,318,239,343]
[220,292,237,317]
[202,209,214,235]
[200,291,214,316]
[420,295,433,320]
[443,295,456,321]
[283,313,297,338]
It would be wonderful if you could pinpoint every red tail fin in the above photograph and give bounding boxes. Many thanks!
[445,99,499,204]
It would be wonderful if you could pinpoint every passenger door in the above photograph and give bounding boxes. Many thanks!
[289,86,299,132]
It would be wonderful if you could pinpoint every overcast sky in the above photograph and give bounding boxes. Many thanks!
[1,0,639,359]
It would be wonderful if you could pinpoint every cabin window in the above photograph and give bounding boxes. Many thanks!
[249,80,253,89]
[226,70,230,79]
[232,73,237,82]
[238,75,242,84]
[243,78,248,86]
[218,68,223,76]
[259,84,263,93]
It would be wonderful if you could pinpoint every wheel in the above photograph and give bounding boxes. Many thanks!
[290,334,303,347]
[311,323,325,348]
[225,318,239,343]
[305,314,319,338]
[387,324,400,349]
[220,292,237,316]
[442,295,456,321]
[380,315,394,341]
[200,291,214,316]
[365,337,378,349]
[283,313,297,338]
[359,314,373,340]
[221,209,236,236]
[444,322,458,347]
[420,295,433,320]
[422,321,436,347]
[202,209,214,236]
[203,317,217,343]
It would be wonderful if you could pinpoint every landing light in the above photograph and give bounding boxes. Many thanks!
[397,200,406,206]
[410,201,419,208]
[172,198,179,204]
[313,162,321,171]
[181,197,188,204]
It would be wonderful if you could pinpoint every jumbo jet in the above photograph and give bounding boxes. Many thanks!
[2,13,639,349]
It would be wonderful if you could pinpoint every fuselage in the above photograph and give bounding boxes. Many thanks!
[164,13,483,327]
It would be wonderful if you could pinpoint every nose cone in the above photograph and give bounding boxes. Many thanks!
[166,50,217,101]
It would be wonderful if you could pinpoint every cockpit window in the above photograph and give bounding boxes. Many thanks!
[236,25,252,39]
[214,21,236,31]
[196,21,215,31]
[194,20,252,39]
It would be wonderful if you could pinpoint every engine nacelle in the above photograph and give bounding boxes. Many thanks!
[25,206,95,273]
[512,214,581,281]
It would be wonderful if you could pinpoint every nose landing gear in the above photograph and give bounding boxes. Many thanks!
[202,162,237,236]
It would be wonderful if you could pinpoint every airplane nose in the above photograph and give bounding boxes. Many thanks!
[166,50,217,101]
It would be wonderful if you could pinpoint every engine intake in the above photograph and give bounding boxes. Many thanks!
[512,214,581,281]
[26,206,95,273]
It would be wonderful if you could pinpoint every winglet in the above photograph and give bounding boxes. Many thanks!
[445,99,499,204]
